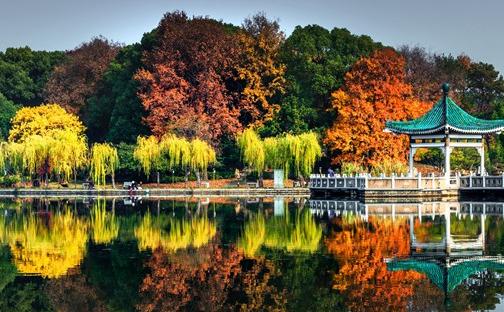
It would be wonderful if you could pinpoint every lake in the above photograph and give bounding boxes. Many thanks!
[0,196,503,311]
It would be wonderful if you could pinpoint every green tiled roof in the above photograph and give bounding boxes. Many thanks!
[385,96,504,134]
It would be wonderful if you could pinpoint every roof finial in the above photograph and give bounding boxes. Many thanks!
[442,83,450,96]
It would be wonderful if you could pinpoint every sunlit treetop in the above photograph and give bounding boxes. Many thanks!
[8,103,85,142]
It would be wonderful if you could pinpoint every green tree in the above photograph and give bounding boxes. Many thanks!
[0,47,65,105]
[0,93,18,140]
[262,26,380,135]
[85,35,155,143]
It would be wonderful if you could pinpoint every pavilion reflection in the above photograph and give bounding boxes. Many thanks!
[309,198,504,296]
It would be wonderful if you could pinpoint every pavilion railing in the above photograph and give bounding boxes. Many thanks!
[309,173,458,191]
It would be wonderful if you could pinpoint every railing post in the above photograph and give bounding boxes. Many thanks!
[364,175,369,189]
[469,175,472,188]
[483,176,486,188]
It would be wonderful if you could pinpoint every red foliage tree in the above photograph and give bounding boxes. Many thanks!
[44,37,119,116]
[135,12,242,143]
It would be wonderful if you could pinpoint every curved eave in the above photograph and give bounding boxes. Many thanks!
[385,124,504,135]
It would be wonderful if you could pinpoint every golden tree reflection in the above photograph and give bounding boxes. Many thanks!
[90,200,119,245]
[7,209,88,278]
[238,208,322,256]
[134,212,217,252]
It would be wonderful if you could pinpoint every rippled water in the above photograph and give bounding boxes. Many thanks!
[1,197,504,311]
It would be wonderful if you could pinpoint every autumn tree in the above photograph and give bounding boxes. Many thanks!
[135,12,242,143]
[324,48,430,167]
[44,37,120,116]
[137,245,285,312]
[236,13,286,125]
[7,104,88,183]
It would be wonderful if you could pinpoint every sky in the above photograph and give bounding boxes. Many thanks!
[1,0,504,72]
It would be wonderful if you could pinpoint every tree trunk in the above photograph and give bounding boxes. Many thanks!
[112,173,116,189]
[184,168,190,188]
[156,171,160,187]
[258,171,264,188]
[195,169,201,187]
[299,174,305,187]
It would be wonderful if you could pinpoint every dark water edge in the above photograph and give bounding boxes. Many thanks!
[0,197,503,311]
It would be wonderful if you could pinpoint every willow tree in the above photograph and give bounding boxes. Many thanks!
[264,136,292,177]
[291,132,322,184]
[160,134,191,179]
[50,130,88,184]
[90,143,119,187]
[133,136,163,185]
[190,139,216,186]
[237,128,265,186]
[241,131,321,184]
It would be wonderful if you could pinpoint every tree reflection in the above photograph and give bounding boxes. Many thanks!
[134,212,217,252]
[90,199,119,245]
[137,245,286,312]
[326,216,427,312]
[237,208,322,256]
[6,209,87,278]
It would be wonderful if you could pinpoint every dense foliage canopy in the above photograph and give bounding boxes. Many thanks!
[2,9,504,178]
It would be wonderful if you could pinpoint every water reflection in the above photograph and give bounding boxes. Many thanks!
[313,199,504,311]
[1,197,504,310]
[237,206,322,257]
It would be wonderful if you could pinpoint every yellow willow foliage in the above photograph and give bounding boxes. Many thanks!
[190,138,216,172]
[0,142,7,172]
[237,212,266,257]
[237,127,265,173]
[90,200,119,244]
[263,208,322,253]
[20,135,51,176]
[160,134,191,169]
[4,142,24,173]
[134,213,217,252]
[7,210,88,278]
[264,136,291,176]
[295,132,322,177]
[90,143,119,185]
[49,130,88,181]
[133,136,162,176]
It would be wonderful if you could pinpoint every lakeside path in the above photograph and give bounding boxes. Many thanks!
[0,187,310,198]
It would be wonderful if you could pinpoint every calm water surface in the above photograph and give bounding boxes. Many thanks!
[1,196,504,311]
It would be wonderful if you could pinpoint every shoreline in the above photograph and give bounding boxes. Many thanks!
[0,187,311,198]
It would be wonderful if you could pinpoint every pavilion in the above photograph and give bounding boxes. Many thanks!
[385,84,504,178]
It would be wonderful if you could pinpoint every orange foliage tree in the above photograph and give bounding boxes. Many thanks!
[236,13,286,125]
[324,48,430,167]
[326,216,427,312]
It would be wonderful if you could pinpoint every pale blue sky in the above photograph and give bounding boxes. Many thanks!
[1,0,504,72]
